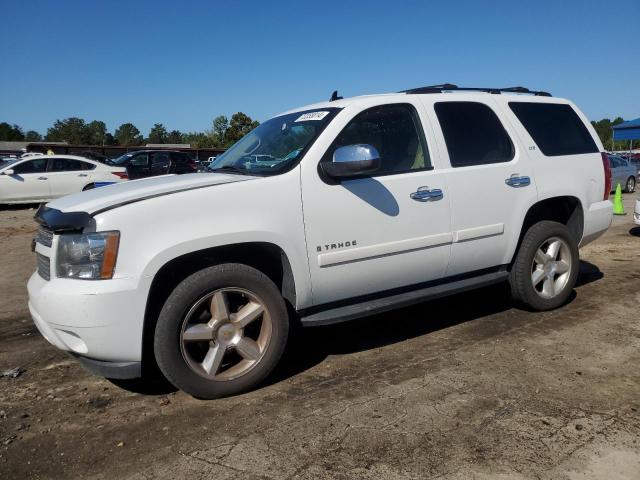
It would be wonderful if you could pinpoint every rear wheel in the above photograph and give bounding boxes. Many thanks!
[509,221,579,311]
[625,176,636,193]
[154,263,289,399]
[82,183,95,191]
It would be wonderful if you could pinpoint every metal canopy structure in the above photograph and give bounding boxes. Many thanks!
[612,118,640,141]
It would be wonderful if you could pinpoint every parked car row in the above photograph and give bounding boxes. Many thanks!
[107,150,197,179]
[0,150,202,204]
[0,155,128,204]
[606,153,637,193]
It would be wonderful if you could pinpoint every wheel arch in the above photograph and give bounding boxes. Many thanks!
[510,196,584,266]
[140,242,297,376]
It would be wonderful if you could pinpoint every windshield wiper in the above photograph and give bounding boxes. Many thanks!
[209,165,250,175]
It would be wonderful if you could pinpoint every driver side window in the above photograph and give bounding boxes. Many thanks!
[130,153,149,167]
[324,104,431,175]
[13,158,47,174]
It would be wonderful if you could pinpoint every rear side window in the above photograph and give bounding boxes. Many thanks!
[49,158,95,171]
[434,102,514,167]
[172,152,189,163]
[509,102,598,156]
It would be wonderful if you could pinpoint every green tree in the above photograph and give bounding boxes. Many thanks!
[182,132,217,148]
[147,123,168,144]
[591,117,627,151]
[114,123,143,146]
[25,130,43,142]
[166,130,183,144]
[86,120,107,145]
[103,133,116,146]
[0,122,25,141]
[212,115,229,146]
[224,112,259,147]
[46,117,89,144]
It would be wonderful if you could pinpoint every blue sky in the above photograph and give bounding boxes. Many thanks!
[1,0,638,136]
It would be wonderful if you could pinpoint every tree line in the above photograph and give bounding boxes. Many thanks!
[0,112,260,149]
[1,115,635,151]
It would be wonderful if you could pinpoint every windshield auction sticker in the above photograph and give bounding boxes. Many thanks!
[295,111,330,122]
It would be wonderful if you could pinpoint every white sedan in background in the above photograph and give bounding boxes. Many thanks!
[0,155,128,204]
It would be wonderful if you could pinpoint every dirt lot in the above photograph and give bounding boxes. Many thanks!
[1,196,639,480]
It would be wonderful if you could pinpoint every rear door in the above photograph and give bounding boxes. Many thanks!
[47,158,96,197]
[0,158,50,202]
[423,96,538,276]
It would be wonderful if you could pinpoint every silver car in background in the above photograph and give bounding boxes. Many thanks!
[607,154,637,193]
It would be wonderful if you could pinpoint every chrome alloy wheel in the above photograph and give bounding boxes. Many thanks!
[179,288,272,381]
[531,236,572,299]
[627,177,635,192]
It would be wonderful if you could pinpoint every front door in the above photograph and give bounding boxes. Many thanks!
[1,158,50,202]
[301,101,452,305]
[127,152,150,179]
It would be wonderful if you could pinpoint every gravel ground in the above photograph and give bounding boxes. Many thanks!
[0,195,639,480]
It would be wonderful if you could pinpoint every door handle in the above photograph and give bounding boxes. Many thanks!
[410,187,443,202]
[78,173,88,177]
[37,177,48,180]
[505,174,530,188]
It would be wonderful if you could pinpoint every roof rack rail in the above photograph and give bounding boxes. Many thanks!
[401,84,551,97]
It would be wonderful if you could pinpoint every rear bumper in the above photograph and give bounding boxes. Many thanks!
[580,200,613,246]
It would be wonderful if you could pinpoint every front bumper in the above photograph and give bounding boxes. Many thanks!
[72,354,141,379]
[27,272,148,365]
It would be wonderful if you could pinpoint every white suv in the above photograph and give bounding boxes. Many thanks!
[28,85,613,399]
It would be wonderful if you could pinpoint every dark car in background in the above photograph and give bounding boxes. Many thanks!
[108,150,197,179]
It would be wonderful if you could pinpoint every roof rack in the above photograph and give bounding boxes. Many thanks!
[401,84,551,97]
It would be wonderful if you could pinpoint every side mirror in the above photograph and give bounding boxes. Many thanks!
[2,169,15,175]
[322,144,381,179]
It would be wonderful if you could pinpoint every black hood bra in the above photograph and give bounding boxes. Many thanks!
[35,206,96,233]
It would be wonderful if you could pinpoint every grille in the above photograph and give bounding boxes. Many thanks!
[36,227,54,247]
[37,253,51,281]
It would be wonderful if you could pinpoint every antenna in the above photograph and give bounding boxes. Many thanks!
[329,90,343,102]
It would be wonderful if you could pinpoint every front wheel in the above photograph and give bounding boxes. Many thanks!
[509,221,579,311]
[625,176,636,193]
[154,264,289,399]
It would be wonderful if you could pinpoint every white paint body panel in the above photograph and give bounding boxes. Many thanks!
[27,91,613,365]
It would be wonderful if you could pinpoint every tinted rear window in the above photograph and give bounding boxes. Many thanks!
[434,102,514,167]
[509,102,598,156]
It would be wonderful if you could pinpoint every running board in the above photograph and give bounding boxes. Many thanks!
[300,270,509,326]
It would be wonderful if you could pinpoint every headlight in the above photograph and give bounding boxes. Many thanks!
[56,231,120,280]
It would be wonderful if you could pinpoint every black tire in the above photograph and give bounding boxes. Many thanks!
[625,176,636,193]
[154,263,289,399]
[509,221,579,311]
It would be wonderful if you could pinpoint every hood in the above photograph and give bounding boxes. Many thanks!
[47,173,256,214]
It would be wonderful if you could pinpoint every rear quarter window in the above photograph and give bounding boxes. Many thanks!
[509,102,598,157]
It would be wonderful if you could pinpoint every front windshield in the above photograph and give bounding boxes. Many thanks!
[210,109,337,175]
[0,158,19,169]
[110,153,134,165]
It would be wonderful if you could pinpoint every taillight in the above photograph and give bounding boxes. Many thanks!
[601,152,611,200]
[112,171,129,179]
